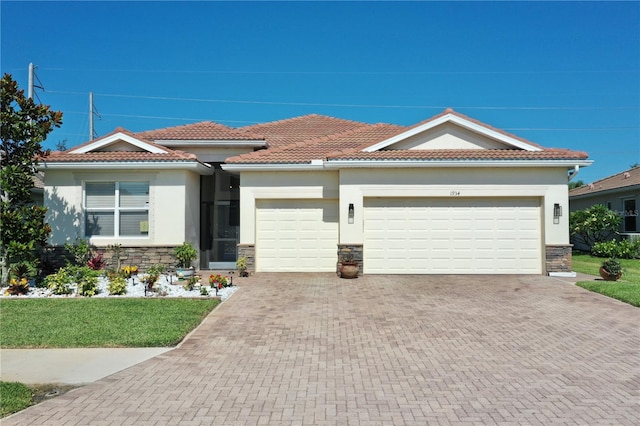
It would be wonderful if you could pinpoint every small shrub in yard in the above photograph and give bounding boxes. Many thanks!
[64,238,91,266]
[183,275,199,291]
[107,276,127,296]
[200,286,209,296]
[592,239,640,259]
[87,253,106,270]
[4,278,30,296]
[45,268,73,295]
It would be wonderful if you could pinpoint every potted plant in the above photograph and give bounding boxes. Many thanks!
[236,256,249,277]
[599,258,623,281]
[175,242,197,277]
[339,253,359,279]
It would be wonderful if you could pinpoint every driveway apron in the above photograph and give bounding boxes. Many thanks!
[4,274,639,425]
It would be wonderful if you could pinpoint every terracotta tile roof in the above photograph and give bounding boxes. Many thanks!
[241,114,371,148]
[137,121,264,141]
[569,167,640,196]
[327,148,589,161]
[226,124,406,164]
[45,150,198,163]
[45,128,200,163]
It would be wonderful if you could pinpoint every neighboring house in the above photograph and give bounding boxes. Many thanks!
[41,109,591,275]
[569,167,640,240]
[31,171,45,205]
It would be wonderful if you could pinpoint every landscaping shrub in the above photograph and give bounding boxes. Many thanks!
[591,239,640,259]
[44,266,99,296]
[570,205,622,250]
[44,268,73,295]
[107,276,127,296]
[4,278,29,296]
[64,239,91,266]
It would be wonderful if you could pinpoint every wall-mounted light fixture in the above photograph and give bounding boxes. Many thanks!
[348,203,354,224]
[553,203,562,224]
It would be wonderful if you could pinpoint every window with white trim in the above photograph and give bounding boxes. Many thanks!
[85,182,149,237]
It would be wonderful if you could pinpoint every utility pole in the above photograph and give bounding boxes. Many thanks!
[89,91,94,140]
[28,63,34,100]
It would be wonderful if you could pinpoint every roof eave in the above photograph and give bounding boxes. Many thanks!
[324,159,593,168]
[222,161,324,172]
[40,161,213,174]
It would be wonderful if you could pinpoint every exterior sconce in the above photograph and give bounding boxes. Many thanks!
[553,203,562,224]
[348,203,354,224]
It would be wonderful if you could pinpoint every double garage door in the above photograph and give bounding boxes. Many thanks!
[364,198,542,274]
[255,197,541,274]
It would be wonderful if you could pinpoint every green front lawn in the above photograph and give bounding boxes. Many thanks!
[0,382,32,417]
[0,298,219,348]
[572,252,640,307]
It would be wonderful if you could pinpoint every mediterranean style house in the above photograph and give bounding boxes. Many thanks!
[41,109,591,275]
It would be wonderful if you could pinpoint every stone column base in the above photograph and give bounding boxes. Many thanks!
[545,245,572,274]
[237,244,255,274]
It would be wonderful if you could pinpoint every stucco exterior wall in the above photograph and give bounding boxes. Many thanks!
[239,170,339,244]
[338,167,570,246]
[392,123,509,150]
[570,189,639,233]
[44,169,196,247]
[238,167,571,252]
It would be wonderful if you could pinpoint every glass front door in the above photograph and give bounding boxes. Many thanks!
[200,166,240,269]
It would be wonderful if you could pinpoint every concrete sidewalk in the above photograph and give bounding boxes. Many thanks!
[0,348,171,384]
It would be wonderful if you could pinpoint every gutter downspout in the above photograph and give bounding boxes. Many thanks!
[568,165,580,181]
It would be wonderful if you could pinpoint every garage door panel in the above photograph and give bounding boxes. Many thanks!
[256,200,338,272]
[364,198,541,274]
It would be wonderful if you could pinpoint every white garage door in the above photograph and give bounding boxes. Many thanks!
[364,198,541,274]
[256,199,338,272]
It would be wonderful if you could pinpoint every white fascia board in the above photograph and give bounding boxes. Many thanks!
[70,133,168,154]
[221,163,325,172]
[324,159,594,169]
[156,139,266,148]
[41,161,213,174]
[363,113,542,152]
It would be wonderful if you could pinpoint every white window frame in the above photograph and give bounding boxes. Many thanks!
[84,181,150,238]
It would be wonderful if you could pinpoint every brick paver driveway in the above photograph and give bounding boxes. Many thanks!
[5,274,639,425]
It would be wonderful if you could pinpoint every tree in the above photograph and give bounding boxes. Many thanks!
[569,204,622,250]
[0,73,63,285]
[568,180,584,190]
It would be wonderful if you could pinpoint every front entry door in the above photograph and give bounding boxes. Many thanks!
[200,167,240,270]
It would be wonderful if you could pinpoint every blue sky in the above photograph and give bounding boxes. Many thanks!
[2,1,638,183]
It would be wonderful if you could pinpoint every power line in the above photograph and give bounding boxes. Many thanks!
[36,67,640,75]
[45,90,639,111]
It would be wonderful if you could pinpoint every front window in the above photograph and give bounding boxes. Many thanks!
[85,182,149,237]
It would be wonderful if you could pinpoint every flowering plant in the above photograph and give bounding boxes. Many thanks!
[209,274,229,289]
[121,265,139,277]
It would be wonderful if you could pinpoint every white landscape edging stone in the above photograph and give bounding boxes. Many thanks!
[1,275,238,301]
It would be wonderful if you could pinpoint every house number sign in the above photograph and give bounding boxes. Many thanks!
[449,191,461,196]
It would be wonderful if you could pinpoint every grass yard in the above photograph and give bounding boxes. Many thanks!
[572,252,640,307]
[0,298,219,348]
[0,382,32,418]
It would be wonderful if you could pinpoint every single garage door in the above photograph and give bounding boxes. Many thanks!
[364,198,541,274]
[256,199,338,272]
